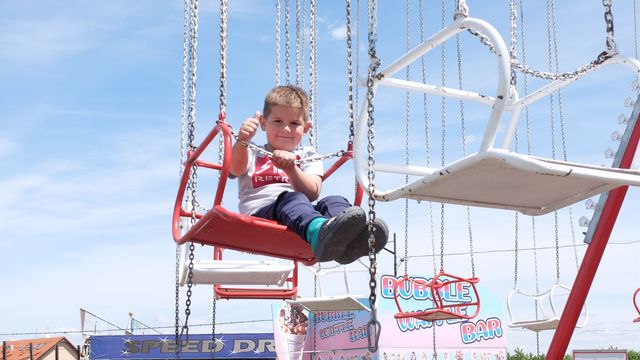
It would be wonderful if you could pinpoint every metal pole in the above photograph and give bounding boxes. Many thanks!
[2,341,6,360]
[55,343,59,360]
[547,102,640,358]
[29,343,33,360]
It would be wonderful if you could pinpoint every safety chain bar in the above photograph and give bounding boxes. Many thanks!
[223,120,346,164]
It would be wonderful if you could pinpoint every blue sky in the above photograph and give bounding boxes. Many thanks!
[1,0,639,356]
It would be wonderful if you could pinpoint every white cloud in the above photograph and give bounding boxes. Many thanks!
[330,24,347,41]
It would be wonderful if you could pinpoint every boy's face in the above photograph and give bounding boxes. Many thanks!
[260,105,309,151]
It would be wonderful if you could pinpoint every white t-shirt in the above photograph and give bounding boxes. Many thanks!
[236,145,324,215]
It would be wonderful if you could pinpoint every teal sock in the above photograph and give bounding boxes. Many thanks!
[306,217,327,251]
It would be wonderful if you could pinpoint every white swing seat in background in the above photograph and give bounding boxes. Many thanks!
[289,260,370,313]
[354,16,640,215]
[374,150,640,216]
[177,244,294,286]
[288,296,370,313]
[507,285,588,331]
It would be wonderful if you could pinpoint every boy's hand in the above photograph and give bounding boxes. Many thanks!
[238,111,260,142]
[271,149,297,171]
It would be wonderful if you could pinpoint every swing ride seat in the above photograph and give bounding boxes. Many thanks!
[173,120,314,265]
[173,119,361,268]
[634,288,640,323]
[354,16,640,216]
[393,271,481,322]
[507,284,588,331]
[373,149,640,216]
[178,249,295,286]
[210,247,300,300]
[288,296,370,313]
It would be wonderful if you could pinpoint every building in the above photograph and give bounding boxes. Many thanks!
[2,337,79,360]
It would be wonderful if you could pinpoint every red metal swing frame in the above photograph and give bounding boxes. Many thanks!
[393,271,481,321]
[172,116,362,299]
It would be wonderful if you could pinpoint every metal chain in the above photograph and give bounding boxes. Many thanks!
[219,0,228,116]
[301,0,307,87]
[508,0,518,88]
[472,0,618,82]
[295,0,301,86]
[346,0,355,144]
[175,0,191,356]
[210,4,227,352]
[403,0,411,277]
[229,125,345,164]
[285,0,291,85]
[308,0,317,149]
[550,0,565,285]
[438,0,446,274]
[313,271,318,355]
[569,207,580,269]
[365,0,381,353]
[419,0,437,281]
[183,0,200,344]
[312,0,319,151]
[456,30,476,278]
[186,0,200,225]
[355,0,361,119]
[532,217,540,297]
[275,0,281,86]
[513,212,519,289]
[211,296,216,358]
[182,242,196,340]
[454,0,468,20]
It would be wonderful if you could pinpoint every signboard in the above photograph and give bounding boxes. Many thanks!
[272,273,507,360]
[89,333,275,359]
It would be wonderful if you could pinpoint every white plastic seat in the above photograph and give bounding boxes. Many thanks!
[372,150,640,216]
[288,296,370,313]
[354,16,640,215]
[507,284,588,331]
[177,244,294,286]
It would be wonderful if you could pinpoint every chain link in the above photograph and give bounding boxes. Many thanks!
[175,0,192,357]
[308,0,318,150]
[418,0,437,281]
[365,0,381,353]
[513,212,519,289]
[227,124,345,164]
[473,0,619,82]
[219,0,228,116]
[438,0,446,274]
[403,0,411,277]
[211,296,216,358]
[295,0,301,86]
[346,0,355,144]
[174,245,181,360]
[275,0,281,86]
[285,0,291,85]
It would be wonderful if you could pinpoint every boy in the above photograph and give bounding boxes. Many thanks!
[230,85,387,263]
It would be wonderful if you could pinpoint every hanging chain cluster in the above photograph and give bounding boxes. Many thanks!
[458,0,618,82]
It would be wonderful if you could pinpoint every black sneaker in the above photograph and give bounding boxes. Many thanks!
[313,207,366,262]
[335,218,389,265]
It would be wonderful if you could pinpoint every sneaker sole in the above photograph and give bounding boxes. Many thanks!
[314,207,367,262]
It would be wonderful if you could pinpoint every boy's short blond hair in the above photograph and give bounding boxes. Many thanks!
[263,85,309,122]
